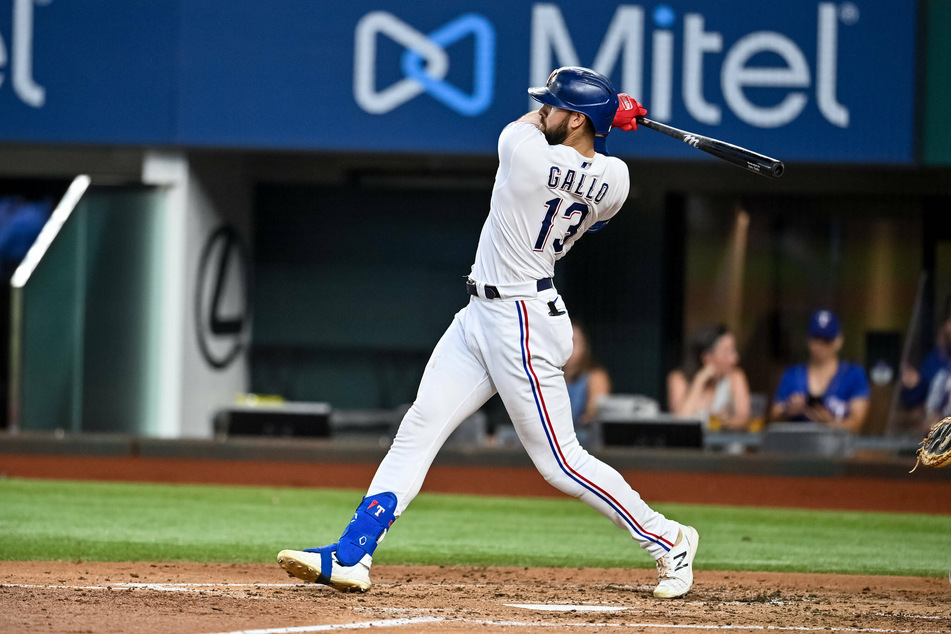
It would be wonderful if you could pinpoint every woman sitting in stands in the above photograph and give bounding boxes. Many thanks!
[769,310,870,433]
[667,324,751,431]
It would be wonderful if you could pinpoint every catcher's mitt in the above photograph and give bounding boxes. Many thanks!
[910,416,951,473]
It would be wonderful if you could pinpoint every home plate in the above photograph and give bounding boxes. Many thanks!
[506,604,629,612]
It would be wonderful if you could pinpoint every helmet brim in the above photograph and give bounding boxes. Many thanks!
[528,87,573,113]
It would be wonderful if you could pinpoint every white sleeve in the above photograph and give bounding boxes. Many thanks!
[498,121,546,174]
[595,159,631,224]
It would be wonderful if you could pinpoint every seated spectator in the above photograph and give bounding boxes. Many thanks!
[900,295,951,434]
[770,310,870,433]
[564,323,611,447]
[667,324,751,430]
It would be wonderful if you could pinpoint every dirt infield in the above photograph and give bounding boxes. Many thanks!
[2,454,951,632]
[1,561,948,633]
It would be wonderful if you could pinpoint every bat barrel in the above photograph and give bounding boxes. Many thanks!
[635,117,784,179]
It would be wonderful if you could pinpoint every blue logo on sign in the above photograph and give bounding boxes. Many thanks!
[401,15,495,116]
[354,12,495,117]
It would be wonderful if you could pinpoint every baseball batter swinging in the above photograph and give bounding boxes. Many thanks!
[278,67,699,599]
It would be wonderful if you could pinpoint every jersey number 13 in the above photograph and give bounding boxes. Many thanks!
[533,198,589,254]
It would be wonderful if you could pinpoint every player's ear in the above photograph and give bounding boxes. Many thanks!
[569,111,587,131]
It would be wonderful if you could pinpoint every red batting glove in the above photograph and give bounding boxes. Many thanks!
[612,94,647,131]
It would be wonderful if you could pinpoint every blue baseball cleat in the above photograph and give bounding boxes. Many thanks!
[278,492,398,593]
[278,544,372,593]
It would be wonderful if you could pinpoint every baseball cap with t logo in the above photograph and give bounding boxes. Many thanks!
[809,310,841,341]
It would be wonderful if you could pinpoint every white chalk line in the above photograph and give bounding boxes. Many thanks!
[1,583,300,588]
[203,617,445,633]
[204,618,946,634]
[506,603,628,612]
[0,582,301,595]
[466,623,942,633]
[873,613,946,620]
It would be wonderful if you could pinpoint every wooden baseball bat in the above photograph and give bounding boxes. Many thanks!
[635,116,784,178]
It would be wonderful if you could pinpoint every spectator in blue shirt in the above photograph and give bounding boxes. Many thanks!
[769,310,871,433]
[900,296,951,433]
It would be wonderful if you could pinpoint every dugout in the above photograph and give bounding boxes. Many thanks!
[241,153,951,441]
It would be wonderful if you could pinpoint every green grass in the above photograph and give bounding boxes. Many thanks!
[1,478,949,577]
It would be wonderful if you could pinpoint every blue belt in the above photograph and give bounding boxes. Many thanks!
[466,278,553,300]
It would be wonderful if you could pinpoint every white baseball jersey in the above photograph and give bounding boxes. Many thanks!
[367,117,680,561]
[471,121,630,285]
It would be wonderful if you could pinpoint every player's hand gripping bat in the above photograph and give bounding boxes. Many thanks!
[613,93,784,179]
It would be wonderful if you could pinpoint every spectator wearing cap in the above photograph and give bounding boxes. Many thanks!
[769,310,871,433]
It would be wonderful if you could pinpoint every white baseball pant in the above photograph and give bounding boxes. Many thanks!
[367,287,679,559]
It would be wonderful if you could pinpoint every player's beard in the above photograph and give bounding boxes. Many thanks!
[543,117,570,146]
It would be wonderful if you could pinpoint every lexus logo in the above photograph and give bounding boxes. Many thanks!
[195,225,250,370]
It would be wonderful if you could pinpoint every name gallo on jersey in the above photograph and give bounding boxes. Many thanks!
[547,167,609,203]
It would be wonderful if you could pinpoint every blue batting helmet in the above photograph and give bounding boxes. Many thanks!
[528,67,619,136]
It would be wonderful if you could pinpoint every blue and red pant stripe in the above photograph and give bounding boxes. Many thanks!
[516,300,673,552]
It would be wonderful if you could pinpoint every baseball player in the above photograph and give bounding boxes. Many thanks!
[278,67,699,599]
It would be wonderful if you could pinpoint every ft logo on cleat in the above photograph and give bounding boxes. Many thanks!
[674,551,689,571]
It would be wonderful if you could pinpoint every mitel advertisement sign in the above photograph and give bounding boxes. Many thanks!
[0,1,917,163]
